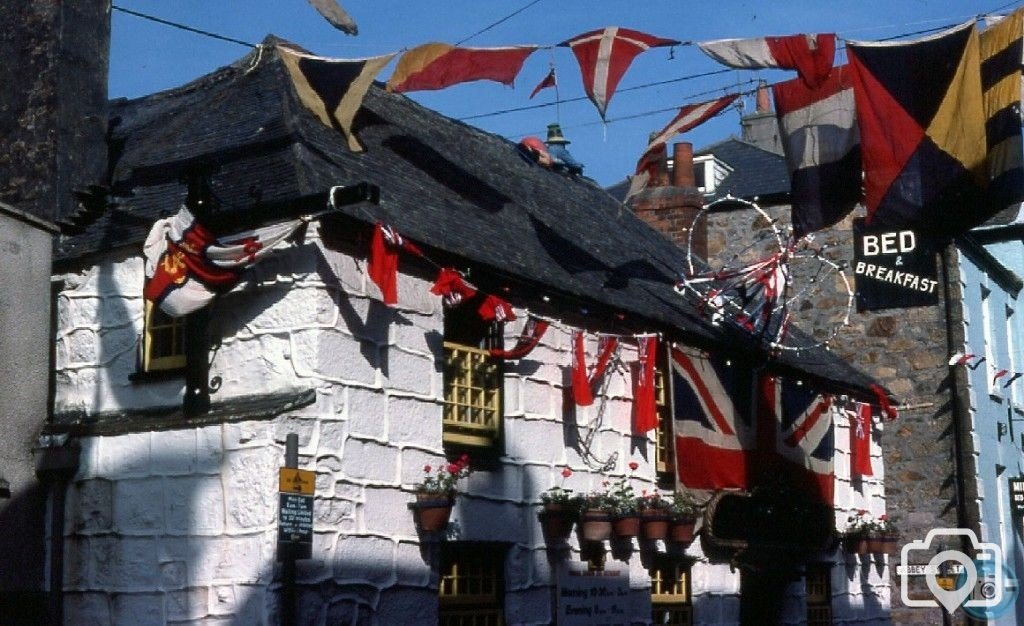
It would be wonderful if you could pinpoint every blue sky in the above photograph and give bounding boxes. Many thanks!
[110,0,1019,186]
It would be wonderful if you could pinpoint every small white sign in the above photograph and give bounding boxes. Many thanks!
[557,562,631,626]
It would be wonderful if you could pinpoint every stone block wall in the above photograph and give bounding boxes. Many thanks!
[53,221,889,624]
[709,204,960,625]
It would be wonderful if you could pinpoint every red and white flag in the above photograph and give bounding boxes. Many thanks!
[529,68,557,99]
[698,33,837,88]
[641,94,738,158]
[143,208,305,317]
[850,403,874,477]
[386,43,537,93]
[560,27,679,119]
[633,336,658,433]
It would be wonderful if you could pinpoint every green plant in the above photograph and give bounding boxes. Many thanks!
[606,476,639,516]
[575,490,616,512]
[637,491,672,513]
[540,467,576,507]
[416,454,471,496]
[846,510,896,537]
[668,492,699,521]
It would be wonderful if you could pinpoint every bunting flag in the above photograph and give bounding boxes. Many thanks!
[143,207,305,317]
[848,21,990,238]
[698,34,837,88]
[624,142,666,201]
[277,46,396,152]
[386,43,537,93]
[478,294,516,322]
[773,65,862,238]
[760,375,835,504]
[590,337,619,387]
[430,268,478,308]
[560,27,680,119]
[850,403,874,477]
[979,8,1024,210]
[368,223,423,306]
[490,317,549,359]
[529,68,557,99]
[948,351,978,366]
[572,331,595,406]
[641,94,739,158]
[993,368,1010,385]
[671,347,755,490]
[633,336,658,433]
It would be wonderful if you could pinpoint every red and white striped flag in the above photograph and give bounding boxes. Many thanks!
[560,27,679,119]
[698,33,836,88]
[641,94,738,158]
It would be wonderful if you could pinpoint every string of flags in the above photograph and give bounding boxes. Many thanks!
[950,352,1024,387]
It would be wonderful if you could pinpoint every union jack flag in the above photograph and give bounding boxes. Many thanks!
[670,347,756,491]
[761,375,835,504]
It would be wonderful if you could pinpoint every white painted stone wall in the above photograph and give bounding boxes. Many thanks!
[54,221,889,624]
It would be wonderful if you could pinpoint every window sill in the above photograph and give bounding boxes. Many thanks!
[129,367,186,384]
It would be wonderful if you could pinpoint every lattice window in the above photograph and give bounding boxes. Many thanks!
[650,558,692,626]
[443,306,503,450]
[439,544,505,626]
[142,300,186,372]
[805,563,833,626]
[653,353,675,479]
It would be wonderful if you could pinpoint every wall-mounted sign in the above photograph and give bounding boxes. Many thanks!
[557,562,630,626]
[278,467,314,559]
[852,218,939,311]
[1009,477,1024,517]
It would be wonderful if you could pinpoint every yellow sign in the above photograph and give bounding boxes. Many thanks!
[279,468,315,495]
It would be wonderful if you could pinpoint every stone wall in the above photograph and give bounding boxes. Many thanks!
[708,204,962,625]
[53,221,889,624]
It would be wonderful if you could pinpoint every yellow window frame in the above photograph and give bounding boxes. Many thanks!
[653,353,675,478]
[439,546,504,626]
[443,341,502,448]
[805,564,832,626]
[650,559,692,626]
[143,300,186,372]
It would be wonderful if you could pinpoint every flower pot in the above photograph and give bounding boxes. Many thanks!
[612,514,640,538]
[411,494,454,532]
[539,504,576,542]
[669,519,697,545]
[844,535,870,555]
[867,533,899,555]
[640,512,671,540]
[579,509,613,542]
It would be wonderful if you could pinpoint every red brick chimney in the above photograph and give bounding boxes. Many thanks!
[628,141,706,258]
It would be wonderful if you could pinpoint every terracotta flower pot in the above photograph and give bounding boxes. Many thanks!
[844,535,870,555]
[411,494,454,532]
[579,509,613,542]
[669,519,697,545]
[612,514,640,538]
[640,512,671,540]
[867,533,899,555]
[539,504,576,542]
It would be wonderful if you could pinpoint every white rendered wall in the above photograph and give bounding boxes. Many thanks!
[54,221,888,624]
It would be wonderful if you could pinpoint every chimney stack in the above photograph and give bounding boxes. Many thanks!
[628,141,705,257]
[740,82,783,155]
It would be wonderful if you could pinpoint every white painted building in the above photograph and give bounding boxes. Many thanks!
[45,42,891,625]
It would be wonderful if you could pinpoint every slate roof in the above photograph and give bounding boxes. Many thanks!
[695,137,790,203]
[604,136,790,205]
[57,38,881,398]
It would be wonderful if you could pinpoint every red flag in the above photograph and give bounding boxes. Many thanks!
[367,224,422,306]
[850,403,874,477]
[430,268,477,307]
[529,68,556,99]
[642,94,738,158]
[572,331,594,406]
[478,295,516,322]
[633,337,658,433]
[560,27,679,119]
[490,317,549,359]
[589,337,618,387]
[698,34,837,88]
[387,43,537,93]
